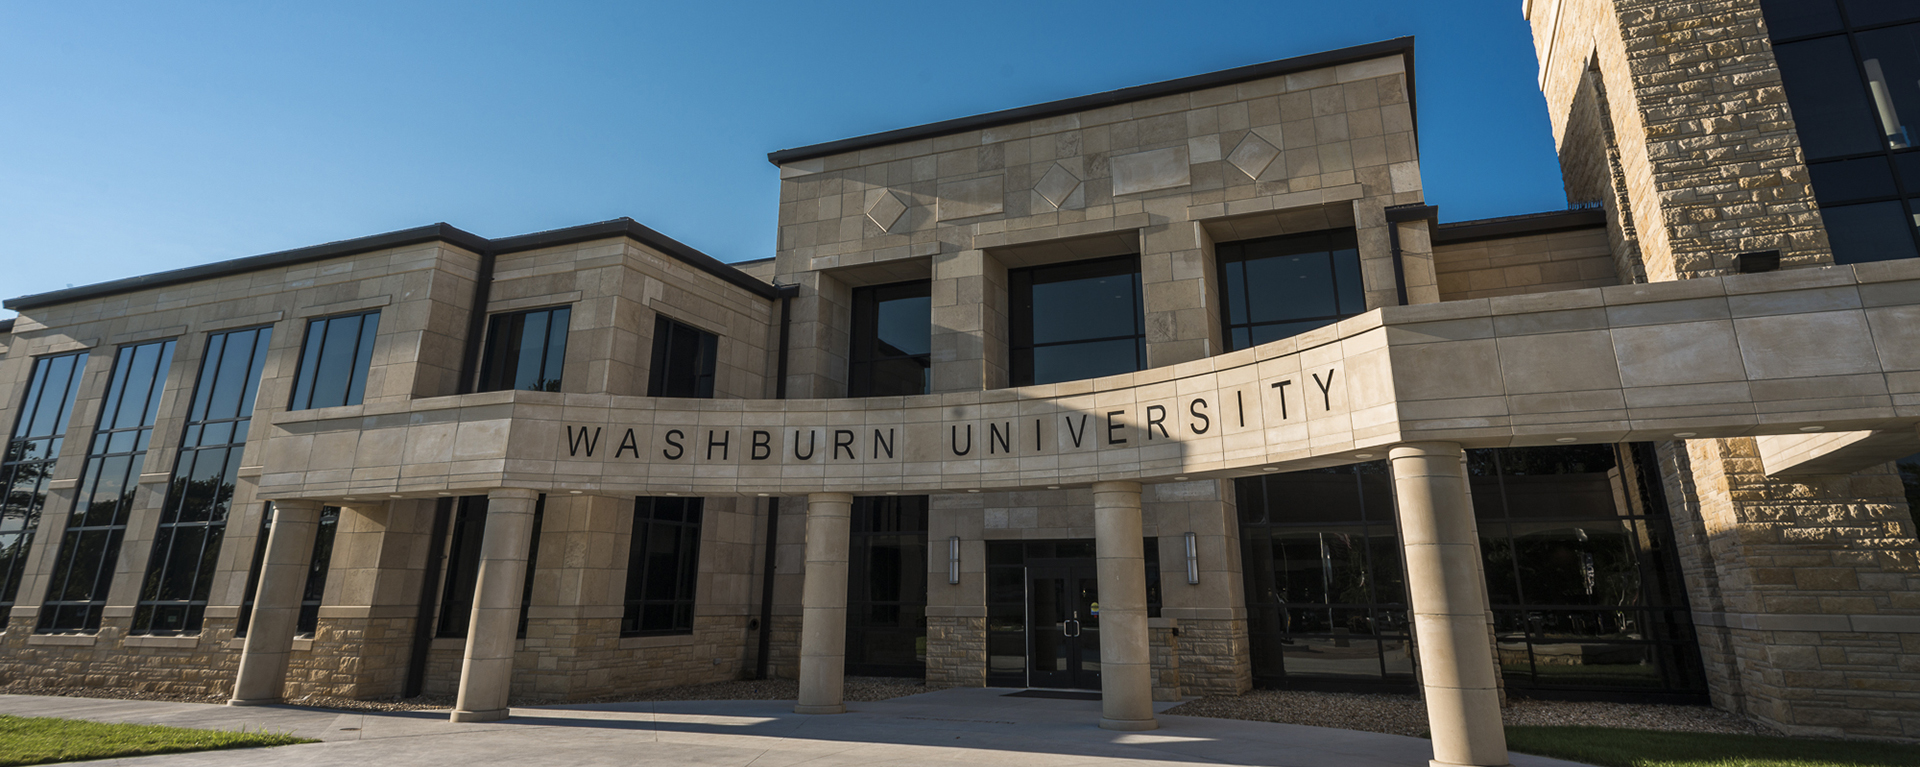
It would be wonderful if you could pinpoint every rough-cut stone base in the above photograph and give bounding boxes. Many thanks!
[1150,621,1181,701]
[926,616,985,688]
[1178,619,1252,696]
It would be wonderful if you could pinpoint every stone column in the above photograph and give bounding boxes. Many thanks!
[1389,443,1508,767]
[229,499,324,706]
[449,488,539,723]
[795,492,852,714]
[1093,480,1157,732]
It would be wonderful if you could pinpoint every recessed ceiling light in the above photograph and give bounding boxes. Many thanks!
[757,493,769,497]
[569,490,583,494]
[1673,432,1696,438]
[885,491,898,495]
[1354,453,1373,459]
[1174,476,1189,481]
[1800,425,1825,432]
[967,489,981,493]
[1262,466,1279,472]
[437,492,453,496]
[343,497,355,501]
[389,494,403,499]
[665,492,678,496]
[1555,438,1578,443]
[1047,486,1060,490]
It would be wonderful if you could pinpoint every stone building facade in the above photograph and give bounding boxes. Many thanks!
[1,5,1919,765]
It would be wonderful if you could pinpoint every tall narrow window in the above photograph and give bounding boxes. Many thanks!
[1009,255,1146,386]
[845,496,928,676]
[1218,229,1366,351]
[40,339,175,632]
[849,281,931,397]
[134,326,272,634]
[647,316,718,398]
[288,311,379,411]
[0,352,89,628]
[236,502,340,638]
[477,306,571,393]
[435,495,543,639]
[622,496,702,636]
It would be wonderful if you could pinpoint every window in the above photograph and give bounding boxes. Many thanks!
[40,339,175,632]
[849,281,931,397]
[1009,255,1145,386]
[0,352,88,628]
[135,326,273,634]
[1760,1,1920,262]
[477,306,571,393]
[1218,229,1366,351]
[846,496,928,676]
[235,502,341,638]
[622,496,702,636]
[288,311,379,410]
[1235,444,1708,695]
[647,316,718,398]
[435,495,542,639]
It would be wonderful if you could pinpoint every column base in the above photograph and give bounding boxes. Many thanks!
[449,708,509,723]
[793,704,846,715]
[226,698,281,707]
[1431,761,1510,767]
[1099,716,1159,732]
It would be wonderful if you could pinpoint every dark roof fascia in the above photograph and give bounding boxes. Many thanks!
[489,218,778,300]
[5,218,778,311]
[3,224,491,311]
[767,37,1417,166]
[1432,209,1607,245]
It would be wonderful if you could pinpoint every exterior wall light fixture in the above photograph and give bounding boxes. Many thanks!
[949,536,961,585]
[1736,250,1781,273]
[1185,532,1200,585]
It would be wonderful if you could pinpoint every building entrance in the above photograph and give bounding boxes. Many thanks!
[1027,560,1100,690]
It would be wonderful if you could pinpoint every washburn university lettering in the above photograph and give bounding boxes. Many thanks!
[562,368,1342,462]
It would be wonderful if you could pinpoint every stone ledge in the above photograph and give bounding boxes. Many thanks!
[27,633,98,647]
[123,635,201,649]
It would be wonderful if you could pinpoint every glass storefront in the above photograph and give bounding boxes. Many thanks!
[1238,444,1708,699]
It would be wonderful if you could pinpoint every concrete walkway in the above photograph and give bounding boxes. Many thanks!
[0,688,1595,767]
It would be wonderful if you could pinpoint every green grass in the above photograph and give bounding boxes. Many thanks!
[0,715,314,766]
[1505,726,1920,767]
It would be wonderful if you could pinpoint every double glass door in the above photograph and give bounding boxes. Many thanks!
[1028,561,1100,690]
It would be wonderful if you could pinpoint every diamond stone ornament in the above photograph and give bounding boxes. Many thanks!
[1227,133,1280,180]
[1033,163,1082,209]
[866,190,908,231]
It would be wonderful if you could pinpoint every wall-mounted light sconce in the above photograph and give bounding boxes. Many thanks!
[1184,532,1199,585]
[1735,250,1780,274]
[948,536,961,585]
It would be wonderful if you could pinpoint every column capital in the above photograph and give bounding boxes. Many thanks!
[486,487,542,501]
[1388,441,1466,460]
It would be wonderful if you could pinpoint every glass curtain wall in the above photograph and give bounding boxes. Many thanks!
[288,311,379,410]
[236,502,341,637]
[39,339,175,632]
[1760,0,1920,262]
[848,281,931,397]
[648,317,719,398]
[0,352,88,628]
[845,495,928,675]
[477,306,571,393]
[437,495,544,639]
[1008,255,1145,386]
[135,325,272,634]
[1237,444,1707,698]
[622,496,702,636]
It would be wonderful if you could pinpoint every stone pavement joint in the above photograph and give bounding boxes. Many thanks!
[0,688,1596,766]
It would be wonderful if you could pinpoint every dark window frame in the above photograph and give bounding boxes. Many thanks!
[39,339,176,633]
[134,325,273,635]
[621,496,703,637]
[647,315,719,399]
[1761,3,1920,262]
[848,280,932,398]
[0,351,89,629]
[287,310,380,411]
[236,502,341,638]
[845,495,929,676]
[1216,228,1366,352]
[477,305,572,393]
[1008,254,1146,386]
[434,494,543,639]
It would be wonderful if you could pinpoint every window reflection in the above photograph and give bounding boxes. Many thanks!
[0,352,88,629]
[1009,255,1145,386]
[1218,229,1365,352]
[289,311,379,410]
[846,496,928,675]
[849,281,931,397]
[648,316,719,398]
[623,496,702,635]
[478,306,571,393]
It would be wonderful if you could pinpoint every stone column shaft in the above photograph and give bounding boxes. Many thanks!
[795,492,852,714]
[1093,480,1157,731]
[450,489,538,723]
[229,499,323,706]
[1390,443,1508,767]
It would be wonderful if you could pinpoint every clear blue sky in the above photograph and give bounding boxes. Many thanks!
[0,1,1565,320]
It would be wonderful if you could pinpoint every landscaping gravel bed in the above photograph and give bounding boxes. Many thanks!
[1163,689,1773,737]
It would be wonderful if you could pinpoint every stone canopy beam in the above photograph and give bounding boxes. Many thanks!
[256,261,1920,499]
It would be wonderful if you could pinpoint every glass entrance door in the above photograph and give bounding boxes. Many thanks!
[1027,561,1100,690]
